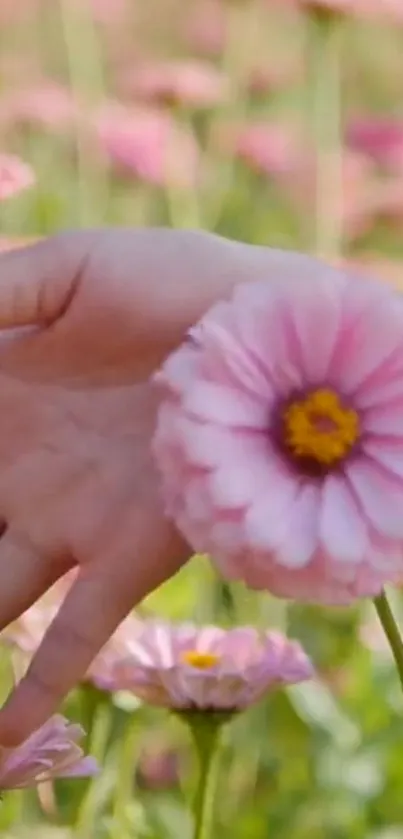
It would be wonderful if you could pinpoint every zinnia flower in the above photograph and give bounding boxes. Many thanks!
[0,154,35,200]
[100,620,313,710]
[154,265,403,605]
[121,59,229,108]
[0,715,97,789]
[93,102,200,187]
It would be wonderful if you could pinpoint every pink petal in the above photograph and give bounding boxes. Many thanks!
[363,402,403,438]
[319,474,367,563]
[245,473,299,550]
[331,291,403,395]
[183,381,269,427]
[276,483,320,568]
[283,274,342,384]
[346,459,403,539]
[362,440,403,481]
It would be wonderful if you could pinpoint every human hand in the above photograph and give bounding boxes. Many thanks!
[0,227,310,744]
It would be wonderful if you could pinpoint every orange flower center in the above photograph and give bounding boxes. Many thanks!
[181,651,219,670]
[283,388,359,466]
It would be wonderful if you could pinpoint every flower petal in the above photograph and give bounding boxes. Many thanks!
[346,459,403,539]
[319,474,367,563]
[183,381,269,427]
[276,483,320,569]
[245,474,299,551]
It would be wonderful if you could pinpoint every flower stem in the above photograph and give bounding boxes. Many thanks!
[373,589,403,691]
[190,718,223,839]
[305,8,343,260]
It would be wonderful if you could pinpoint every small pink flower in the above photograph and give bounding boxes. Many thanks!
[0,715,97,789]
[93,102,200,187]
[0,83,79,135]
[101,620,313,711]
[122,60,229,109]
[297,0,403,19]
[154,265,403,605]
[347,118,403,170]
[0,155,35,200]
[215,121,298,177]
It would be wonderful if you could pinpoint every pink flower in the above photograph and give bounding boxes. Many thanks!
[93,102,200,187]
[347,118,403,170]
[121,60,229,109]
[215,121,298,177]
[154,266,403,605]
[297,0,403,19]
[0,715,97,789]
[0,83,79,135]
[102,620,313,711]
[0,155,35,200]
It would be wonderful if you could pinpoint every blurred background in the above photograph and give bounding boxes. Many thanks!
[1,0,403,837]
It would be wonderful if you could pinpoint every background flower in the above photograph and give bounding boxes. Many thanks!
[0,716,97,790]
[99,620,313,710]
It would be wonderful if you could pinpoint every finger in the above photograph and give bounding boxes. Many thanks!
[0,530,72,630]
[0,231,97,328]
[0,515,185,745]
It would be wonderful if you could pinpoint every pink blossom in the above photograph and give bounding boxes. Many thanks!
[101,620,313,711]
[184,1,226,57]
[121,60,230,109]
[154,265,403,605]
[297,0,403,19]
[347,118,403,170]
[0,715,97,789]
[215,121,298,177]
[0,155,35,200]
[0,83,79,135]
[93,102,200,187]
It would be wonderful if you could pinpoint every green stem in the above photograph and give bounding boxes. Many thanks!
[373,589,403,691]
[191,721,222,839]
[306,8,343,260]
[110,717,140,839]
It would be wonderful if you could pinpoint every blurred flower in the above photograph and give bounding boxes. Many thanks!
[87,0,127,24]
[0,715,97,790]
[93,102,200,187]
[102,621,313,710]
[296,0,403,19]
[0,82,79,135]
[154,266,403,605]
[347,118,403,170]
[136,741,181,790]
[215,120,298,176]
[184,0,226,56]
[0,155,35,200]
[121,59,230,109]
[3,573,141,689]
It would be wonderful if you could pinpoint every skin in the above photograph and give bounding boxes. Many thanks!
[0,227,316,745]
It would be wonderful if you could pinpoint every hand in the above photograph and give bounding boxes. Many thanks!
[0,227,310,744]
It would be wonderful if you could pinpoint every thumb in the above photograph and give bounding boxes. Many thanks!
[0,232,98,328]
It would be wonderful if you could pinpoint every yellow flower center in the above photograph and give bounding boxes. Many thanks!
[181,651,220,670]
[283,388,359,467]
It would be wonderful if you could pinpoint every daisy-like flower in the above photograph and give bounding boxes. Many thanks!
[0,154,35,200]
[154,264,403,605]
[101,620,313,711]
[0,715,97,790]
